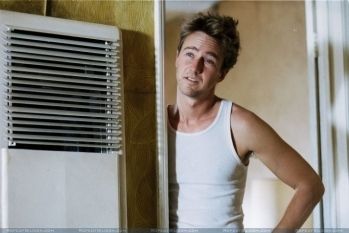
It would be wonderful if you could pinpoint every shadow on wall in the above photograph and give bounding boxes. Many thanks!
[164,15,182,106]
[121,29,157,228]
[121,30,156,93]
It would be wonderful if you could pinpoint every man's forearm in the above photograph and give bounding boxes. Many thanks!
[272,179,324,233]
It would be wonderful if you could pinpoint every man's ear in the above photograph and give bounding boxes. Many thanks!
[218,69,229,82]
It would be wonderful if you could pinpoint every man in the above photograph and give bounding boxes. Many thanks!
[168,12,324,232]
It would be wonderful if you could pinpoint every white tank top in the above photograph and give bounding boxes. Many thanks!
[168,100,248,229]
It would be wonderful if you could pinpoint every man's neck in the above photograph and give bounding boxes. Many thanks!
[173,94,219,122]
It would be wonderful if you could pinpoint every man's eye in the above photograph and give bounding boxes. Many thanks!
[205,59,215,65]
[185,52,194,58]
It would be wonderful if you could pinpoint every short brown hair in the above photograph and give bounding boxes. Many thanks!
[177,12,240,71]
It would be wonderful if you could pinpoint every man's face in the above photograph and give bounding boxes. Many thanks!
[175,31,226,99]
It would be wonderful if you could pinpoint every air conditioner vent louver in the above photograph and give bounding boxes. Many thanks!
[0,26,123,153]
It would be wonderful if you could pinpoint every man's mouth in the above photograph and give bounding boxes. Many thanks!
[185,76,199,83]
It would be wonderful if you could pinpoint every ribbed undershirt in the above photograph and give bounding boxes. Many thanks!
[168,99,248,229]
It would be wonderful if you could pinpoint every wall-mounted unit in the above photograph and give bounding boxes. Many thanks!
[0,10,126,228]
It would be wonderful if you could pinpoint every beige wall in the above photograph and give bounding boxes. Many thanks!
[0,1,157,228]
[217,1,309,159]
[165,0,312,228]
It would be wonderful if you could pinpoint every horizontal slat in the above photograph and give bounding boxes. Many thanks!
[9,119,120,130]
[8,107,120,118]
[8,66,119,80]
[9,79,119,92]
[10,127,121,136]
[4,52,119,68]
[12,140,120,149]
[9,86,121,99]
[9,100,118,111]
[7,38,116,55]
[9,58,119,73]
[9,93,119,105]
[8,133,121,143]
[6,45,117,62]
[11,113,120,124]
[8,71,119,85]
[4,31,118,49]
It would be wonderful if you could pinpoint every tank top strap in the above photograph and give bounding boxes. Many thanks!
[221,99,233,135]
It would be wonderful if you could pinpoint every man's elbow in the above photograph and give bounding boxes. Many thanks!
[301,176,325,203]
[313,178,325,202]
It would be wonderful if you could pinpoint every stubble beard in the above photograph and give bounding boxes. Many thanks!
[177,82,216,101]
[178,85,200,98]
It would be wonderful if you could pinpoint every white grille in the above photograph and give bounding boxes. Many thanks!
[0,23,123,153]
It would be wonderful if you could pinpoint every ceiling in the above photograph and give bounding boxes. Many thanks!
[165,0,218,20]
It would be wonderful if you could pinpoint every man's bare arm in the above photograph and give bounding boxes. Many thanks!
[232,106,324,232]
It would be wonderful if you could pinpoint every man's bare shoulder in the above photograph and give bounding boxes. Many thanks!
[229,103,265,158]
[231,103,264,130]
[230,103,278,152]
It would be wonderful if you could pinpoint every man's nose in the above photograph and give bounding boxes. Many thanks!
[191,57,204,74]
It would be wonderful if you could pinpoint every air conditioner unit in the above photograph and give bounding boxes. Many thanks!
[0,10,126,228]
